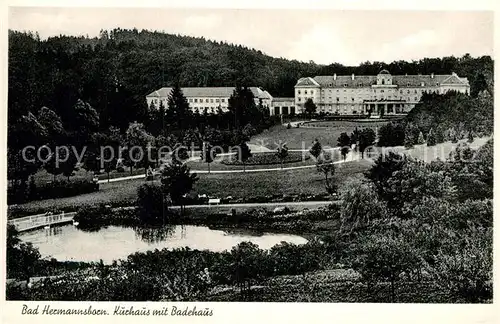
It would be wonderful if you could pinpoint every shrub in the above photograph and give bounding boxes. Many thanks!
[222,152,309,166]
[8,178,99,204]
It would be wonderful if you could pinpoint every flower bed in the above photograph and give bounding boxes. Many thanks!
[221,152,309,166]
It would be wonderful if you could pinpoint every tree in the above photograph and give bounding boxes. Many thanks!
[136,183,170,224]
[304,98,316,118]
[404,123,416,148]
[229,242,268,298]
[72,99,99,144]
[337,132,351,160]
[377,122,405,147]
[309,139,322,160]
[44,148,64,181]
[200,142,215,174]
[417,130,425,145]
[242,123,257,139]
[426,128,436,146]
[467,131,474,143]
[37,107,65,145]
[352,233,421,302]
[7,224,41,280]
[227,86,259,130]
[172,144,189,164]
[316,157,336,194]
[358,128,376,159]
[276,143,289,169]
[365,152,407,207]
[125,122,154,175]
[160,162,198,213]
[234,141,252,172]
[59,149,78,181]
[339,180,386,233]
[167,85,192,129]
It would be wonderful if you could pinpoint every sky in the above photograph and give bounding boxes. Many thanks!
[8,7,494,66]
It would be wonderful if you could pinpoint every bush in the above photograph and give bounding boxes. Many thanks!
[74,204,113,230]
[221,152,309,166]
[8,178,99,204]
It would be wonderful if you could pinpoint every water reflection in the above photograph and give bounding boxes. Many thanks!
[132,225,176,244]
[19,224,308,264]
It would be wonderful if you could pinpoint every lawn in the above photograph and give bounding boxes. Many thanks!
[251,121,389,150]
[8,160,372,218]
[192,159,371,199]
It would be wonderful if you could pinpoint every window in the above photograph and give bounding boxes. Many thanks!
[407,90,410,94]
[216,99,219,103]
[305,90,308,94]
[400,90,403,94]
[298,98,301,102]
[194,98,198,103]
[298,90,301,94]
[221,98,225,102]
[344,83,348,87]
[414,97,417,101]
[352,98,355,101]
[381,90,385,93]
[311,91,314,95]
[407,82,410,86]
[414,90,417,94]
[189,98,193,103]
[210,99,214,103]
[336,97,339,102]
[421,82,425,87]
[205,99,209,103]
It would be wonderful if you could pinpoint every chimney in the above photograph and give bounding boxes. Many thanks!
[334,73,337,80]
[431,73,434,79]
[351,73,355,80]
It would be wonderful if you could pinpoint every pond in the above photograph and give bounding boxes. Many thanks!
[19,224,308,264]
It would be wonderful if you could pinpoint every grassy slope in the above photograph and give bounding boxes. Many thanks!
[8,160,372,218]
[251,121,388,150]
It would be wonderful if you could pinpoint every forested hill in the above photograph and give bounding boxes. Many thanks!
[8,28,493,130]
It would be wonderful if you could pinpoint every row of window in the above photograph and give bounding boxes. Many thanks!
[297,90,315,95]
[298,95,420,102]
[188,98,226,103]
[316,88,428,94]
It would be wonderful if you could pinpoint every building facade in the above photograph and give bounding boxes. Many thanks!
[294,70,470,116]
[270,97,295,116]
[146,87,273,114]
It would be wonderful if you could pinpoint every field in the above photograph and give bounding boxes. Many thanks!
[8,160,372,218]
[251,120,390,149]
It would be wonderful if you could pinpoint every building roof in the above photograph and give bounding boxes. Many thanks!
[272,97,295,101]
[297,73,469,88]
[295,77,320,87]
[146,87,272,99]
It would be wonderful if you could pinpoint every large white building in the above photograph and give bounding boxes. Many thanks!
[294,70,470,116]
[146,87,273,114]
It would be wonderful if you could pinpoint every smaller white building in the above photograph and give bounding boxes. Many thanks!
[146,87,273,114]
[270,98,295,115]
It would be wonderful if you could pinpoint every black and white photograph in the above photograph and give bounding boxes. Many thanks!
[3,4,495,310]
